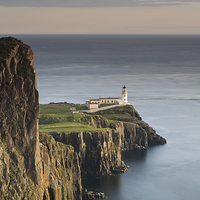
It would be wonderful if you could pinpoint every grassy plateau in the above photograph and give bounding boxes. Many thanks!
[39,104,109,133]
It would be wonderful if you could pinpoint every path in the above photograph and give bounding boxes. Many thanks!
[79,104,125,113]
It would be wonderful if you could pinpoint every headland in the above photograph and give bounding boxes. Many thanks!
[0,37,166,200]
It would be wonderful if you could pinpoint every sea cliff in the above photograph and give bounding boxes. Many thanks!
[0,37,166,200]
[0,37,81,200]
[49,105,166,175]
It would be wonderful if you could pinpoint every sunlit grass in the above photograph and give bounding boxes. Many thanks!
[40,104,88,115]
[39,122,109,133]
[39,104,133,133]
[99,104,115,108]
[39,104,110,133]
[100,113,131,120]
[40,104,70,114]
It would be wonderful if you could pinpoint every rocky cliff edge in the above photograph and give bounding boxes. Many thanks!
[0,37,82,200]
[0,37,166,199]
[50,105,166,175]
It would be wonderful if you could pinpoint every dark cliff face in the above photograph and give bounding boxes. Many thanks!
[50,130,127,175]
[39,132,82,200]
[0,37,41,184]
[95,105,166,147]
[0,37,82,200]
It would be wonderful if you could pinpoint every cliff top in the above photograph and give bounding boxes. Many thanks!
[0,37,36,88]
[39,104,141,133]
[91,105,142,122]
[0,37,30,61]
[39,103,110,133]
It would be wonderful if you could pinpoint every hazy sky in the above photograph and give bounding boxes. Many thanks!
[0,0,200,34]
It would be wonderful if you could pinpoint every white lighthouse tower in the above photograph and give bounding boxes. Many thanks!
[122,85,128,104]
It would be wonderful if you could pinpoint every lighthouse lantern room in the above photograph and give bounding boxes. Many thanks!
[122,85,127,104]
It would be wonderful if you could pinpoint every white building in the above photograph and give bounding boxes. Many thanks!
[122,85,128,104]
[85,86,128,109]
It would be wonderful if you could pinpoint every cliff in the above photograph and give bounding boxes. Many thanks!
[49,105,166,175]
[0,36,166,199]
[39,132,82,200]
[50,130,128,175]
[93,105,166,147]
[0,37,81,200]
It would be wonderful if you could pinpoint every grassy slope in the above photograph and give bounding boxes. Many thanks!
[99,104,115,108]
[39,104,109,133]
[91,105,138,124]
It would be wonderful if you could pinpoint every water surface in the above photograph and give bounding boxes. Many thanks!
[1,34,199,200]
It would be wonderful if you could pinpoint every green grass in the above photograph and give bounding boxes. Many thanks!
[91,105,135,122]
[39,104,135,133]
[40,112,88,125]
[39,122,109,133]
[0,37,30,60]
[99,104,115,108]
[39,104,110,133]
[40,104,71,114]
[100,113,131,120]
[75,104,88,110]
[40,104,88,115]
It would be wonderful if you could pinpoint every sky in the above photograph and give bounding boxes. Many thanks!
[0,0,200,34]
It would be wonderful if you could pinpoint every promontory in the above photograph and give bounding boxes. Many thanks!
[0,37,166,200]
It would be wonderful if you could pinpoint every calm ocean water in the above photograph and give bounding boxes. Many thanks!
[2,34,200,199]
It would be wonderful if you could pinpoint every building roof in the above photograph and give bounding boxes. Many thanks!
[90,97,121,101]
[99,97,121,100]
[90,99,101,101]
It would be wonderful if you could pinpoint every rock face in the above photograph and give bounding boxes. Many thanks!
[39,132,82,200]
[50,130,129,175]
[50,105,166,175]
[94,105,166,148]
[0,37,41,199]
[0,36,166,199]
[0,36,40,180]
[0,37,82,199]
[48,104,158,176]
[82,188,105,199]
[123,123,148,150]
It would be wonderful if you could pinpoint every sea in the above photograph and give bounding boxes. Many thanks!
[1,34,200,200]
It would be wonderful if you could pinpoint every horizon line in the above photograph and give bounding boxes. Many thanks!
[1,33,200,36]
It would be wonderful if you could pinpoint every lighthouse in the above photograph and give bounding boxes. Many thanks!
[122,85,127,104]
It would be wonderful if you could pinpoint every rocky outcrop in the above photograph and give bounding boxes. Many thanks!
[50,130,129,175]
[82,188,106,199]
[50,105,166,175]
[0,37,82,199]
[136,121,166,145]
[39,132,82,200]
[123,123,148,150]
[95,105,167,147]
[89,115,110,128]
[0,37,42,199]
